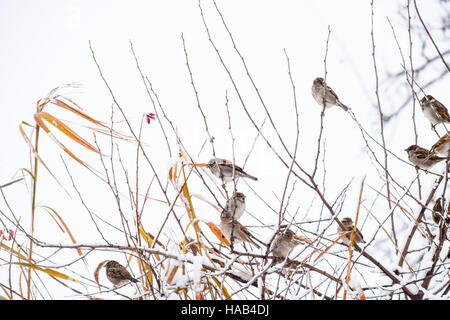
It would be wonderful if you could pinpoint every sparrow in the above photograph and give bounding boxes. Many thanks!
[224,192,246,220]
[207,158,258,183]
[431,133,450,156]
[431,197,449,225]
[405,145,447,170]
[337,217,365,245]
[419,95,450,126]
[220,210,261,249]
[311,77,349,112]
[105,260,138,286]
[270,229,301,259]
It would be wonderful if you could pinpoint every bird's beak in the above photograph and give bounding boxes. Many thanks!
[293,235,302,240]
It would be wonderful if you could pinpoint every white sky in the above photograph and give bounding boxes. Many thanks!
[0,0,448,299]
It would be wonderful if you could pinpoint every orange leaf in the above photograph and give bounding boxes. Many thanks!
[206,222,230,246]
[167,266,179,284]
[191,194,222,212]
[94,260,109,287]
[40,206,83,256]
[311,232,347,263]
[52,98,109,129]
[38,112,99,153]
[32,114,103,178]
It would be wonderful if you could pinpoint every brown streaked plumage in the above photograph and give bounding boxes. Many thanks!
[419,95,450,126]
[207,158,258,184]
[105,260,138,286]
[405,145,446,170]
[311,77,349,112]
[270,229,301,259]
[224,192,246,220]
[431,133,450,156]
[337,217,365,244]
[431,197,449,225]
[220,210,261,249]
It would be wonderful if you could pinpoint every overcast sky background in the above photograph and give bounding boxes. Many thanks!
[0,1,448,299]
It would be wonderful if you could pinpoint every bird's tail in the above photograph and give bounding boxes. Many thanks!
[250,239,261,249]
[130,277,138,283]
[244,173,258,181]
[338,101,349,111]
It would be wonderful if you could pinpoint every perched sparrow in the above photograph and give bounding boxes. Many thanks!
[270,229,301,259]
[207,158,258,183]
[419,95,450,126]
[337,217,365,245]
[431,197,449,225]
[431,133,450,156]
[405,145,446,170]
[220,211,261,249]
[311,77,349,112]
[224,192,246,220]
[105,260,138,286]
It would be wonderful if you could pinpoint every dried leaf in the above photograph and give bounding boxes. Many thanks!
[12,262,78,282]
[311,232,347,263]
[211,276,232,300]
[206,222,230,246]
[94,260,108,287]
[38,112,99,153]
[0,178,24,189]
[167,266,179,284]
[40,206,83,256]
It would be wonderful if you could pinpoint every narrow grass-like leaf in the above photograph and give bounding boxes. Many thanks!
[135,256,152,287]
[11,262,78,282]
[344,178,365,300]
[312,232,348,263]
[206,222,230,246]
[19,121,61,185]
[369,185,431,244]
[40,206,83,256]
[191,193,222,212]
[0,284,12,300]
[52,98,109,129]
[211,276,232,300]
[0,178,24,189]
[0,243,28,260]
[94,260,108,287]
[369,212,416,275]
[38,112,100,153]
[33,113,103,178]
[167,266,179,284]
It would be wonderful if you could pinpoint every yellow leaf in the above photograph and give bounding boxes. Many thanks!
[0,243,28,260]
[0,285,12,300]
[19,122,62,185]
[11,262,78,282]
[211,276,232,300]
